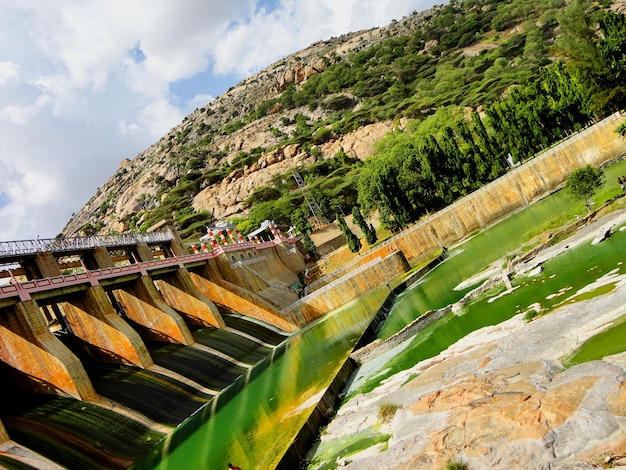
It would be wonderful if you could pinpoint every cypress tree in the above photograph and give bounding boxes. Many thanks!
[337,213,362,254]
[352,206,377,246]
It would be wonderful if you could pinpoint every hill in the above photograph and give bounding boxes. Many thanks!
[60,0,625,241]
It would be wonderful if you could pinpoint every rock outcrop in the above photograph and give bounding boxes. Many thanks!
[311,211,626,469]
[315,295,626,469]
[59,10,431,238]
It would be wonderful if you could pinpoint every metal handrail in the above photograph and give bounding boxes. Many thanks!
[0,236,299,301]
[0,231,173,257]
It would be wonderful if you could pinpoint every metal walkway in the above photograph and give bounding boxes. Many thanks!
[0,231,173,259]
[0,237,297,301]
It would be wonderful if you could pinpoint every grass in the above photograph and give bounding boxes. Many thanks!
[524,308,540,322]
[445,460,469,470]
[377,403,401,423]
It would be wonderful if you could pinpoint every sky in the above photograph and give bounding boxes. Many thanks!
[0,0,444,242]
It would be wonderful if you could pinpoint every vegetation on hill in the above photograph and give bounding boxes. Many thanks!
[71,0,626,243]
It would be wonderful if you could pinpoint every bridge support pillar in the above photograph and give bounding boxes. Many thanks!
[0,300,96,400]
[155,269,226,328]
[20,252,62,280]
[82,246,115,270]
[113,276,195,344]
[165,226,188,257]
[60,286,153,368]
[133,242,154,263]
[190,272,299,332]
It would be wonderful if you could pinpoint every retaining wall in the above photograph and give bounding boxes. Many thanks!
[379,112,626,264]
[281,250,410,323]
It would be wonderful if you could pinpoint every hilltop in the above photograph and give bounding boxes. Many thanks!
[60,0,625,241]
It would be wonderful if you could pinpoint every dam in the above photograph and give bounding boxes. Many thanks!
[0,111,624,468]
[0,223,407,468]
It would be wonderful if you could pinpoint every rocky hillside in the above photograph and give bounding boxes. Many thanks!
[61,0,612,240]
[60,11,433,238]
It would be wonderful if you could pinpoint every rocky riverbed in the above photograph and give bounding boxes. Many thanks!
[307,210,626,469]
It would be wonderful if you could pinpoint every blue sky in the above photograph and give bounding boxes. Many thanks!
[0,0,444,242]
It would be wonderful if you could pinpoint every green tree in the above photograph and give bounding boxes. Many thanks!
[357,157,413,230]
[555,0,602,78]
[598,11,626,84]
[595,10,626,110]
[565,165,605,211]
[336,213,362,254]
[352,206,377,246]
[291,207,318,256]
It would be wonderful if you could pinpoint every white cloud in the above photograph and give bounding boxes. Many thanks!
[2,94,51,125]
[0,61,20,85]
[0,0,444,241]
[136,96,186,138]
[211,0,442,76]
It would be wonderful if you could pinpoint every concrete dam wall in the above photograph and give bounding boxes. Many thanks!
[383,111,626,264]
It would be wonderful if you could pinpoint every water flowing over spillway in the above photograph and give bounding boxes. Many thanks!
[0,312,293,469]
[144,291,388,469]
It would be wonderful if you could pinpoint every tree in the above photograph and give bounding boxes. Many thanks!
[598,11,626,85]
[357,157,413,230]
[336,213,362,254]
[565,165,605,211]
[555,0,603,80]
[352,206,377,246]
[291,207,318,257]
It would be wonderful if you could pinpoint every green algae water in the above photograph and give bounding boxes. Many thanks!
[377,197,569,339]
[379,157,626,339]
[564,315,626,366]
[355,216,626,396]
[138,287,388,470]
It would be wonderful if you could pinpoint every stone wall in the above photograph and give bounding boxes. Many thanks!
[385,112,626,264]
[352,307,450,364]
[281,250,410,323]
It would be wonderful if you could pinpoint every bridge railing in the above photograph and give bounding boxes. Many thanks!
[0,236,299,301]
[0,231,173,257]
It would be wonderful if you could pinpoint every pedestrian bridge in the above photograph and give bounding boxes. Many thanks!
[0,226,308,401]
[0,229,299,302]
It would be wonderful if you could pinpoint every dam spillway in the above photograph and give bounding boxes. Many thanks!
[0,311,292,469]
[0,229,305,468]
[0,225,405,468]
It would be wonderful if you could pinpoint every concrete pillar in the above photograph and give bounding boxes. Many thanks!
[0,300,96,400]
[82,246,115,270]
[34,252,62,278]
[20,252,62,280]
[190,272,299,332]
[155,269,226,328]
[166,226,189,257]
[59,286,153,368]
[113,276,195,345]
[134,242,154,263]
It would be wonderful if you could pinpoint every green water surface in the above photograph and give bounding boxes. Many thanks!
[145,288,389,470]
[564,315,626,366]
[379,158,626,339]
[355,214,626,396]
